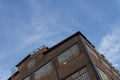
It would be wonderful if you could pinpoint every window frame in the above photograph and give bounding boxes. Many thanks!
[65,66,91,80]
[96,65,109,80]
[34,61,53,80]
[100,59,110,70]
[86,44,99,60]
[57,43,80,66]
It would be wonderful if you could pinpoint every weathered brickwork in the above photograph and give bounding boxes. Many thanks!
[8,31,120,80]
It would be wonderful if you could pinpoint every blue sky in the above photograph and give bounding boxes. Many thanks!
[0,0,120,80]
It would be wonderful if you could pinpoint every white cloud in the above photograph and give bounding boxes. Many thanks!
[12,0,107,57]
[98,18,120,70]
[113,64,120,68]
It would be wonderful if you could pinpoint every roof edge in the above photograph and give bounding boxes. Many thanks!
[43,31,95,55]
[16,54,31,67]
[15,31,95,67]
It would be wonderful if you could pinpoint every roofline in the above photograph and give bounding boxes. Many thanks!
[15,31,94,67]
[8,71,19,80]
[16,54,31,67]
[43,31,95,55]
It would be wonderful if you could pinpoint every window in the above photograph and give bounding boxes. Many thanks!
[58,44,80,66]
[86,45,98,59]
[112,70,120,79]
[65,67,91,80]
[34,62,52,80]
[27,59,35,68]
[24,76,30,80]
[96,66,109,80]
[101,59,110,69]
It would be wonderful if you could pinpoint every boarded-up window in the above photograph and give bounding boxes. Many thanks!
[34,62,52,80]
[86,45,99,59]
[96,66,109,80]
[101,59,110,69]
[58,44,80,66]
[65,67,91,80]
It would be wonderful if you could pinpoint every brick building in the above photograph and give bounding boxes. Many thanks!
[8,31,120,80]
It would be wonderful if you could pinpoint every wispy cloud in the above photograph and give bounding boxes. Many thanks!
[1,1,119,80]
[98,18,120,69]
[9,0,107,57]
